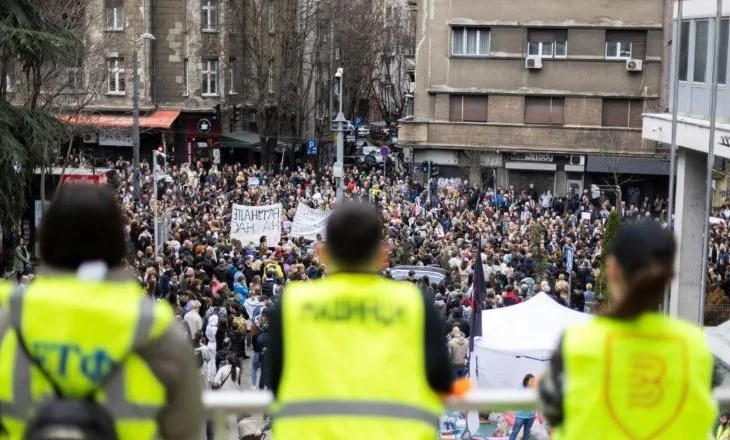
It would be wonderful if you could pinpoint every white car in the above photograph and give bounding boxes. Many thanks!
[357,126,370,137]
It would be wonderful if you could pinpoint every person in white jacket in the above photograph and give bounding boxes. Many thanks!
[212,354,243,440]
[205,314,219,353]
[195,334,217,390]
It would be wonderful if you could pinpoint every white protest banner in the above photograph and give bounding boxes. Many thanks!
[230,203,282,246]
[248,176,260,187]
[581,212,592,221]
[290,202,332,240]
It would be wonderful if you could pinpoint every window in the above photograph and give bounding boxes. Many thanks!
[229,57,237,93]
[202,0,218,32]
[183,58,189,95]
[605,30,647,60]
[383,84,391,108]
[105,0,124,31]
[267,64,274,93]
[268,0,275,33]
[451,27,490,56]
[202,59,219,96]
[694,20,709,82]
[449,95,488,122]
[679,21,690,81]
[107,57,125,94]
[720,19,729,85]
[524,97,564,125]
[602,99,643,128]
[66,67,84,90]
[527,29,568,58]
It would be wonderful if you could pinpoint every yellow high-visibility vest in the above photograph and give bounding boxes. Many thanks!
[554,313,717,440]
[273,273,444,440]
[0,276,173,440]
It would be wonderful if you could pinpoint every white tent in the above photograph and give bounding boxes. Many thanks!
[473,293,592,389]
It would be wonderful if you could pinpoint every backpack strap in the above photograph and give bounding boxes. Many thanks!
[9,285,155,401]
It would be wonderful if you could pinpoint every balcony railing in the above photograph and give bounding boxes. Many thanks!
[204,388,730,437]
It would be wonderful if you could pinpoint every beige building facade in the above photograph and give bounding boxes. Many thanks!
[401,0,673,196]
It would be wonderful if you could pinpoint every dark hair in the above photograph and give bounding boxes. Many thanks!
[522,374,534,387]
[40,184,126,270]
[325,202,383,270]
[227,354,238,383]
[604,220,676,320]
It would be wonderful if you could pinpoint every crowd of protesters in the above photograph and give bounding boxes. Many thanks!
[5,149,730,438]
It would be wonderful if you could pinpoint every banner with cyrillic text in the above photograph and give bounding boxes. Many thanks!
[290,202,331,240]
[231,203,282,246]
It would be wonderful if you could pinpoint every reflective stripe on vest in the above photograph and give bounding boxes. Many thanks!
[1,286,159,420]
[275,400,440,428]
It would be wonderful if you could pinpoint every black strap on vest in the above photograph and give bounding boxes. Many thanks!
[10,285,135,401]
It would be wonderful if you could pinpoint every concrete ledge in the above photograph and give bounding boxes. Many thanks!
[642,112,730,160]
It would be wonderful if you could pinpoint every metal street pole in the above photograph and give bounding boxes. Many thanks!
[132,46,141,201]
[334,68,346,203]
[427,160,431,204]
[664,0,684,314]
[698,0,724,324]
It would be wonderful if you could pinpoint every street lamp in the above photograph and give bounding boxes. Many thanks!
[132,32,156,201]
[333,67,346,203]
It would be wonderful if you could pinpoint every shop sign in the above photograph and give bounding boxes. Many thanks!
[187,141,193,164]
[508,152,554,162]
[99,133,134,147]
[60,174,108,186]
[198,118,212,133]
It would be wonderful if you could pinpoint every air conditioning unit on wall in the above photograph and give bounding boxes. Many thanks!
[82,132,98,144]
[626,59,643,72]
[569,155,585,166]
[525,56,543,70]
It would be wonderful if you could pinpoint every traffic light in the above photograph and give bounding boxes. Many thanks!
[233,105,242,123]
[431,163,440,177]
[422,160,429,173]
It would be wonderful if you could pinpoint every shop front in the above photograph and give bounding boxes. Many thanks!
[585,155,670,205]
[180,114,222,165]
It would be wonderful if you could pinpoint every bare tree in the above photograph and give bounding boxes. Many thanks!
[595,131,640,188]
[370,3,414,128]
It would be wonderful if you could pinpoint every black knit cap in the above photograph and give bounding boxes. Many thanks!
[608,220,676,277]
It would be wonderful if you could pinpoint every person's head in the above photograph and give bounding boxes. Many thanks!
[721,411,730,426]
[522,373,535,388]
[321,202,385,272]
[605,220,676,320]
[40,184,126,270]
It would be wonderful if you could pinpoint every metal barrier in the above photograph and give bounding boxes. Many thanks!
[203,388,730,436]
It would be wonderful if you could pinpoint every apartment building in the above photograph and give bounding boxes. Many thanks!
[643,0,730,208]
[401,0,671,200]
[59,0,270,165]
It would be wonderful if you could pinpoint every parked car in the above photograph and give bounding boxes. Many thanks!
[357,126,370,137]
[389,265,447,285]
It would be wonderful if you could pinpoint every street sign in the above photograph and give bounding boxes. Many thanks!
[307,139,318,156]
[354,116,363,128]
[566,246,574,272]
[380,146,390,157]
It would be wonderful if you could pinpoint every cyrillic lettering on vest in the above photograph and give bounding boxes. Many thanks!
[303,298,405,325]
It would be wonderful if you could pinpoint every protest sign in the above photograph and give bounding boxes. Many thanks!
[248,176,260,187]
[230,203,281,246]
[291,202,332,240]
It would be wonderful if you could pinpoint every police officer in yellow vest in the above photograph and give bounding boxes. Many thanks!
[266,201,453,439]
[0,184,204,439]
[539,220,718,439]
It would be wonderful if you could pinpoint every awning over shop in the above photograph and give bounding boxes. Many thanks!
[222,130,261,148]
[586,155,670,176]
[60,110,181,129]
